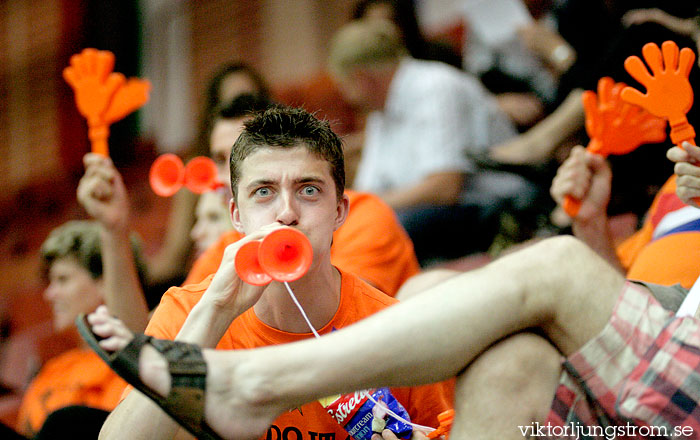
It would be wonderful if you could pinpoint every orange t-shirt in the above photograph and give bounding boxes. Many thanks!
[617,175,700,289]
[15,348,127,436]
[184,190,420,296]
[141,269,453,438]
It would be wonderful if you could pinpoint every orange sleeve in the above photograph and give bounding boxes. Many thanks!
[616,221,654,271]
[184,230,243,285]
[16,351,127,436]
[615,175,676,272]
[145,279,211,340]
[331,191,420,296]
[625,232,700,289]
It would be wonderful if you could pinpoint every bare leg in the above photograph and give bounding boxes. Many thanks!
[395,269,460,301]
[452,333,562,439]
[92,236,624,440]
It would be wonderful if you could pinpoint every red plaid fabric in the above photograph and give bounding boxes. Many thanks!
[545,281,698,438]
[617,314,700,433]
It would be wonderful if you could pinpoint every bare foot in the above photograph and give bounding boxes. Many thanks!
[86,306,287,440]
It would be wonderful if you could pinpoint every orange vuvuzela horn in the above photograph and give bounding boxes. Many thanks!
[149,155,221,196]
[235,229,313,285]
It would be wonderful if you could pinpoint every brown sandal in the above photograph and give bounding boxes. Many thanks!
[76,314,222,440]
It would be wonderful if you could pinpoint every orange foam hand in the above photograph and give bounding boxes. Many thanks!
[63,48,151,156]
[103,77,151,125]
[583,77,667,156]
[563,76,667,217]
[621,41,696,146]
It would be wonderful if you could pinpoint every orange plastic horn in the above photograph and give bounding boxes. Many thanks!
[235,241,273,286]
[621,40,696,147]
[258,229,313,282]
[149,154,185,197]
[184,156,221,194]
[563,77,667,217]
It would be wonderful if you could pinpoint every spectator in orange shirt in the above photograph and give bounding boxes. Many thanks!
[15,220,147,437]
[99,105,451,440]
[188,95,420,295]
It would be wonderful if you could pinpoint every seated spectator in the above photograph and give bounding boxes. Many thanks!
[15,220,147,437]
[191,190,234,258]
[97,105,451,440]
[187,97,420,295]
[329,18,540,265]
[353,0,462,68]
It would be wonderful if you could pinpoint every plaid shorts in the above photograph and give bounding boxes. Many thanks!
[545,280,700,438]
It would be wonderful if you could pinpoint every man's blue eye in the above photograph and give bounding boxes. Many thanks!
[256,188,270,197]
[303,186,318,195]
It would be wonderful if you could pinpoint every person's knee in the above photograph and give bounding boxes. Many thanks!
[527,235,590,266]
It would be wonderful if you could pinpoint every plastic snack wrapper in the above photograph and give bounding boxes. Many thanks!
[320,388,413,440]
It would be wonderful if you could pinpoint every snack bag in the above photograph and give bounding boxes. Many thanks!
[320,388,413,440]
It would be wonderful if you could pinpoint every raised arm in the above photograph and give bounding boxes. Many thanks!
[77,153,149,332]
[550,146,624,271]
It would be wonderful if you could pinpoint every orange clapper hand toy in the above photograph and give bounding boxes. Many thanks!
[63,48,151,156]
[621,40,695,147]
[562,76,667,217]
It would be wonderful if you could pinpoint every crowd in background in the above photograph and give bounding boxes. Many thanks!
[2,0,700,438]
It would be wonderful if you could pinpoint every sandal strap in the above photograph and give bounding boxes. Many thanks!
[150,338,207,428]
[113,335,208,430]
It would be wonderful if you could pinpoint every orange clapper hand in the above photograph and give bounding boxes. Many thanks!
[63,48,150,156]
[563,76,667,217]
[620,40,695,146]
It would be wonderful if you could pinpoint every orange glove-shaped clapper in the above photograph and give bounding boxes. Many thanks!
[563,76,667,217]
[63,48,150,156]
[621,41,696,146]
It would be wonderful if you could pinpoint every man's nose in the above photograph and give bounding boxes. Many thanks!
[191,220,204,241]
[43,283,57,301]
[275,193,299,226]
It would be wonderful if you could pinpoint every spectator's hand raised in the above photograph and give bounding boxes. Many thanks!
[668,142,700,208]
[77,153,130,232]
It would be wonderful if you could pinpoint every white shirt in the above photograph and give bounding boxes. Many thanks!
[354,58,522,203]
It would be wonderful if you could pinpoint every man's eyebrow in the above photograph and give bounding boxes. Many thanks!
[245,179,275,191]
[296,176,326,185]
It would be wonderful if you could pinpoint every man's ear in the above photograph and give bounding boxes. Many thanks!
[230,198,244,233]
[334,193,350,231]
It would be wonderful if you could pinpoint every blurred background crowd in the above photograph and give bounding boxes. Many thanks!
[0,0,698,435]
